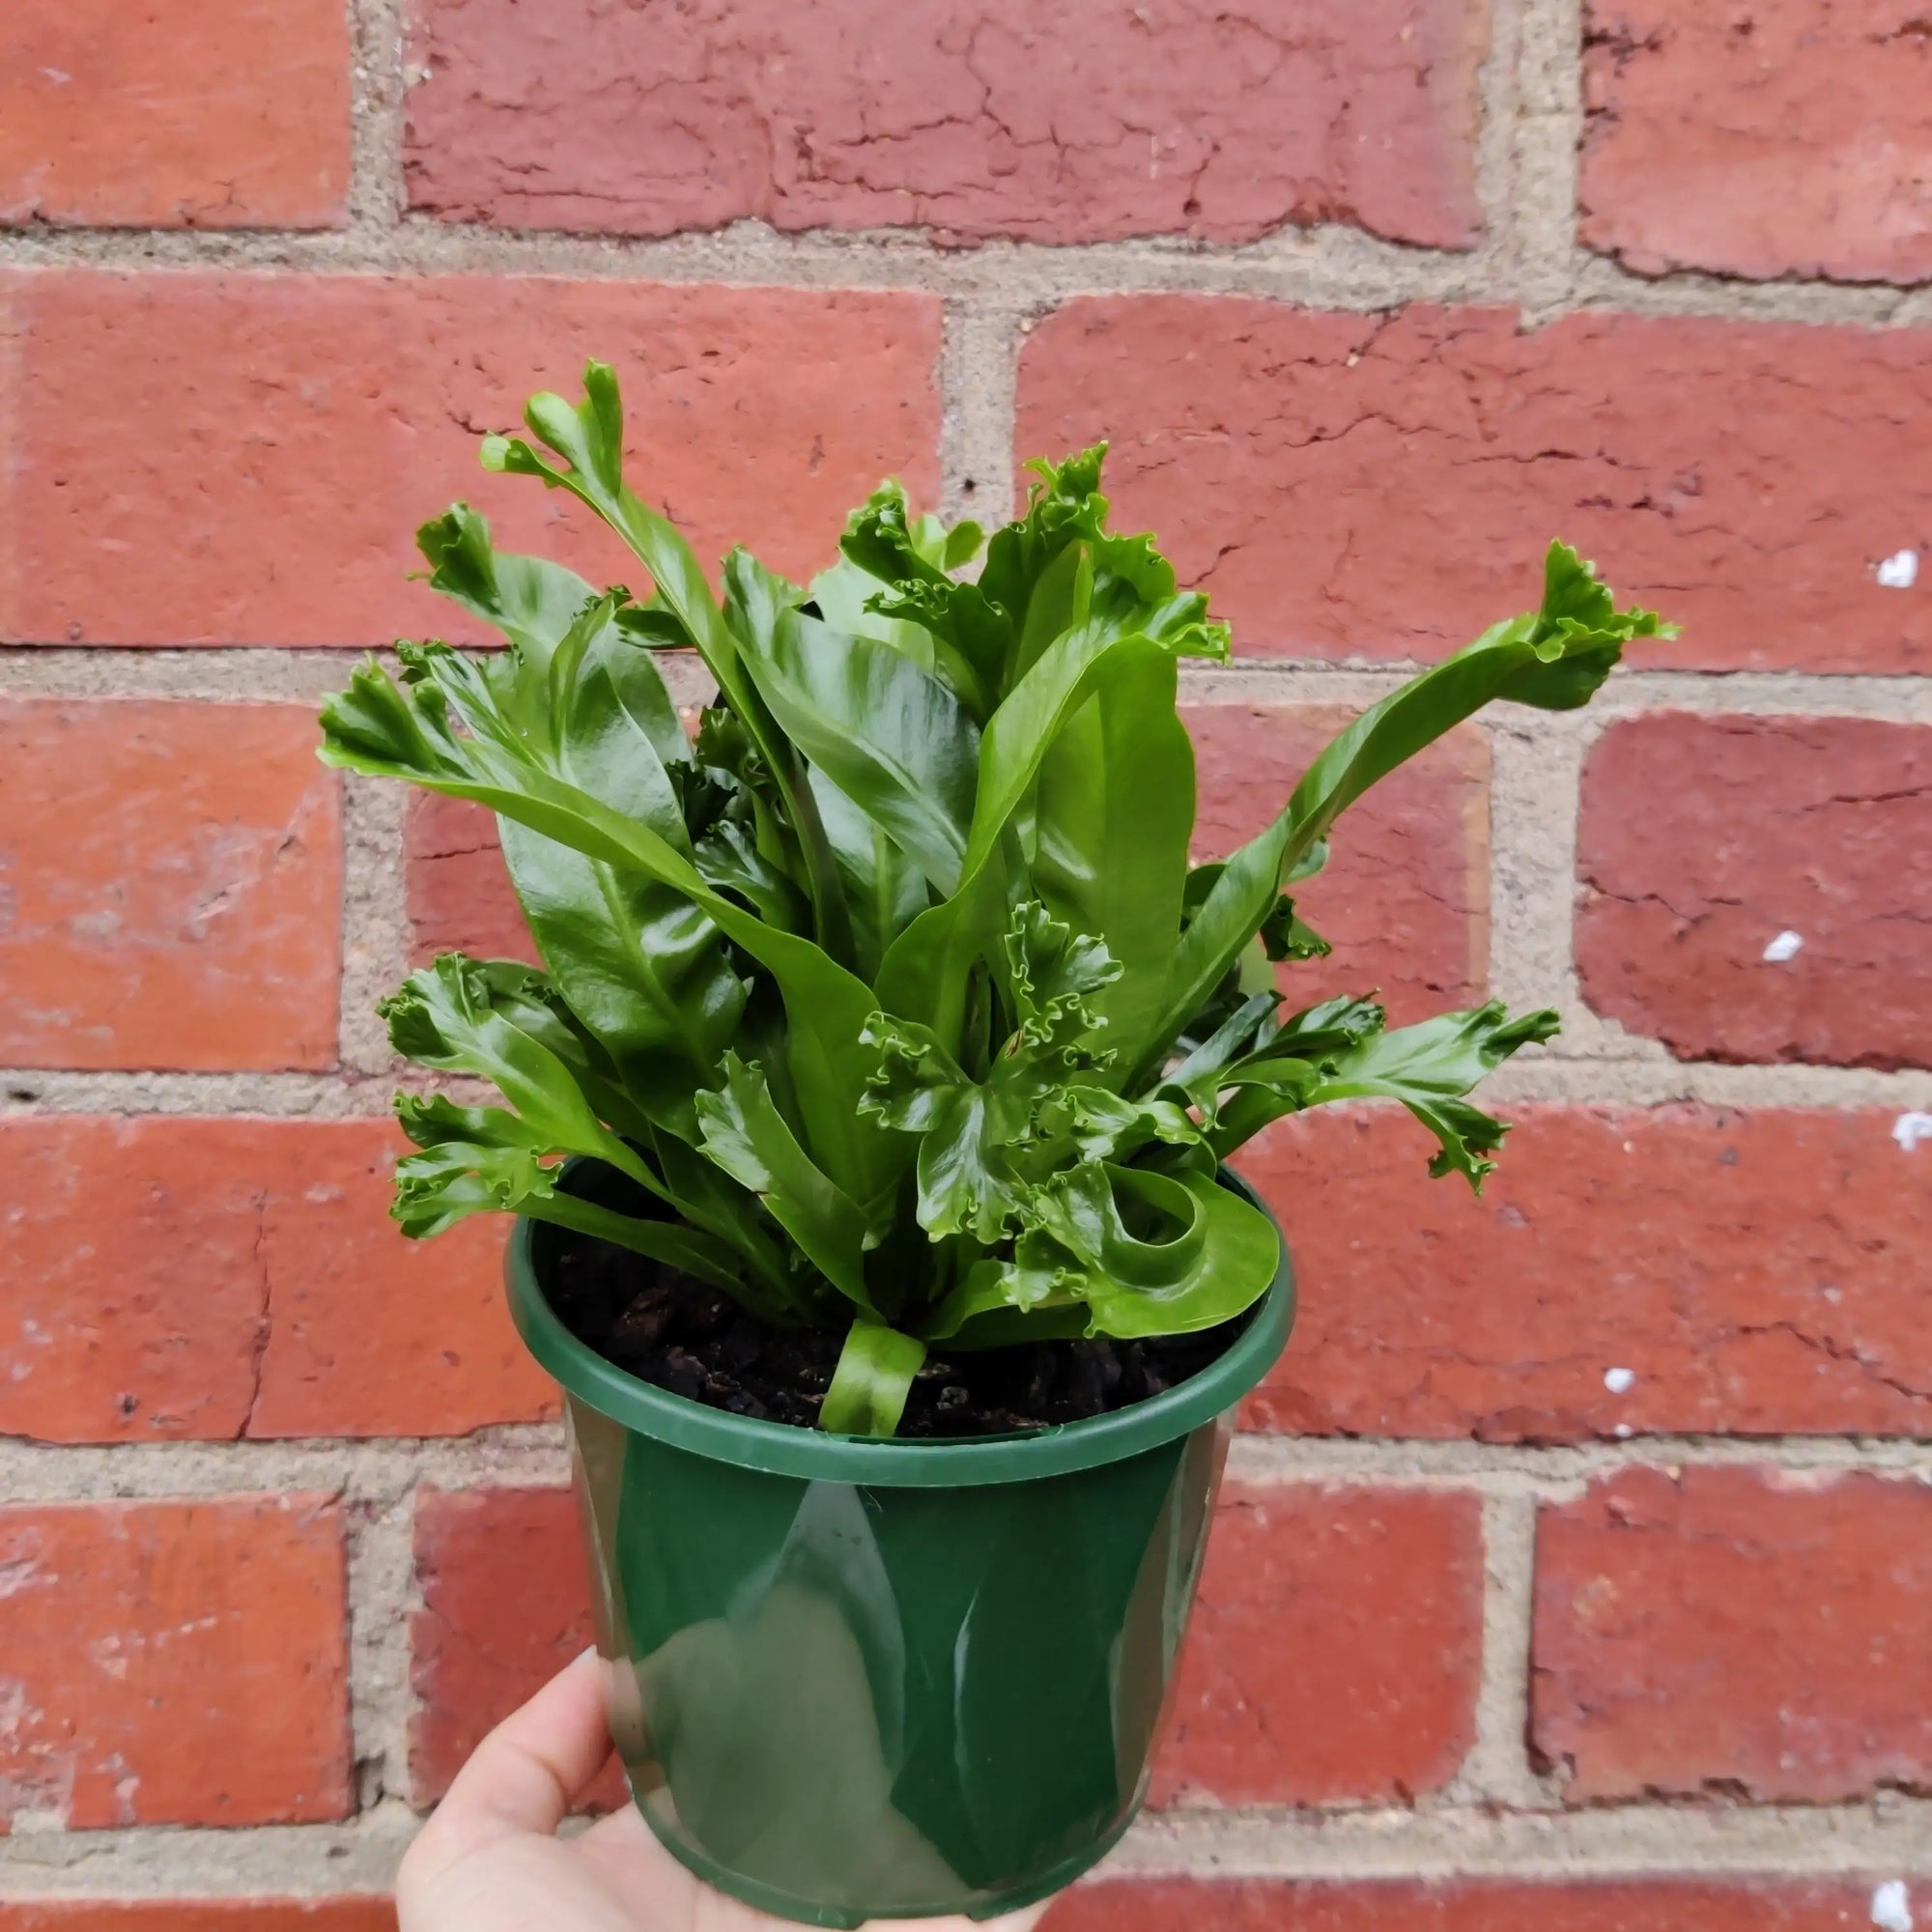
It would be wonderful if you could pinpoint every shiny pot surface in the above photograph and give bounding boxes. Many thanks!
[508,1174,1293,1926]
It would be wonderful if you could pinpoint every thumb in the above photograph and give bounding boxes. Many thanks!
[408,1648,615,1869]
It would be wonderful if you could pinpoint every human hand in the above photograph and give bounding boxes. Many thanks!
[397,1649,1049,1932]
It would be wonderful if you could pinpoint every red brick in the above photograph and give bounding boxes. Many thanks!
[404,794,536,968]
[1577,715,1932,1070]
[1188,706,1488,1024]
[1042,1877,1884,1932]
[0,1495,351,1828]
[0,1118,551,1444]
[1017,298,1932,674]
[1532,1467,1932,1803]
[1580,0,1932,284]
[0,701,341,1072]
[0,0,348,229]
[1239,1106,1932,1441]
[0,1907,395,1931]
[410,1487,619,1807]
[0,271,941,648]
[1151,1484,1482,1805]
[403,0,1486,250]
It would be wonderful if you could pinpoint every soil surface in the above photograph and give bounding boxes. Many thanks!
[540,1216,1249,1438]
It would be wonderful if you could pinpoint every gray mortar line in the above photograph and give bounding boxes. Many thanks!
[346,1483,424,1811]
[0,1431,570,1504]
[1226,1433,1932,1491]
[0,650,377,699]
[1569,251,1918,328]
[1181,665,1932,719]
[1453,1494,1561,1810]
[0,1807,420,1896]
[346,0,408,239]
[0,1071,399,1116]
[1484,717,1585,1024]
[1466,0,1525,279]
[7,1798,1932,1898]
[0,219,1480,309]
[6,654,1930,723]
[6,1057,1929,1117]
[338,772,412,1075]
[4,1428,1929,1509]
[0,214,1925,329]
[1507,0,1587,322]
[1478,1055,1932,1107]
[939,299,1025,528]
[1110,1800,1932,1878]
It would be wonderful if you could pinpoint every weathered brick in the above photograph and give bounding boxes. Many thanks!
[404,0,1486,249]
[1238,1106,1932,1441]
[0,0,348,229]
[1577,715,1932,1070]
[410,1487,619,1807]
[1042,1877,1889,1931]
[1017,298,1932,674]
[0,271,941,648]
[0,1118,550,1444]
[0,701,341,1071]
[0,1495,351,1828]
[0,1906,395,1931]
[1187,706,1489,1024]
[1580,0,1932,284]
[404,794,536,968]
[1533,1467,1932,1803]
[1151,1484,1483,1805]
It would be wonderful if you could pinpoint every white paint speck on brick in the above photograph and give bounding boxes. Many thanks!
[1604,1367,1636,1394]
[1876,550,1919,589]
[1761,929,1804,962]
[1871,1880,1913,1932]
[1893,1113,1932,1152]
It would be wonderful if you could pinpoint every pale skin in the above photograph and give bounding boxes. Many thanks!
[398,1649,1048,1932]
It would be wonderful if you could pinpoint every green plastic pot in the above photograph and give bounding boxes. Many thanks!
[505,1171,1293,1928]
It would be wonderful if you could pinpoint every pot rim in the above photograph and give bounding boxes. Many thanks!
[505,1166,1293,1487]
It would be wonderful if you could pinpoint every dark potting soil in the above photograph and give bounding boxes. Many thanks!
[539,1215,1251,1439]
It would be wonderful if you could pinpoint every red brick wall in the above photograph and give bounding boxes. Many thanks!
[2,0,1929,1922]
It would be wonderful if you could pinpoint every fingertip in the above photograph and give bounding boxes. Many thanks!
[430,1646,617,1844]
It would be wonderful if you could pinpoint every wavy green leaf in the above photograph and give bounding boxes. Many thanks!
[1207,999,1562,1186]
[695,1053,879,1315]
[1137,545,1667,1085]
[321,658,898,1205]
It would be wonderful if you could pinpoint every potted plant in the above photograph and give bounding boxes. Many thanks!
[320,361,1666,1927]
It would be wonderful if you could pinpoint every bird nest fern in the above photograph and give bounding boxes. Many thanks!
[320,359,1669,1436]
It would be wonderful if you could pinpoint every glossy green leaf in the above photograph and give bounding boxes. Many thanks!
[1137,544,1667,1084]
[1207,999,1562,1186]
[490,366,854,967]
[819,1320,926,1436]
[391,1095,750,1293]
[695,1053,879,1315]
[872,619,1171,1047]
[321,657,897,1205]
[1031,649,1194,1066]
[739,597,979,897]
[809,766,931,981]
[859,1014,1032,1241]
[962,1163,1278,1342]
[380,953,653,1188]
